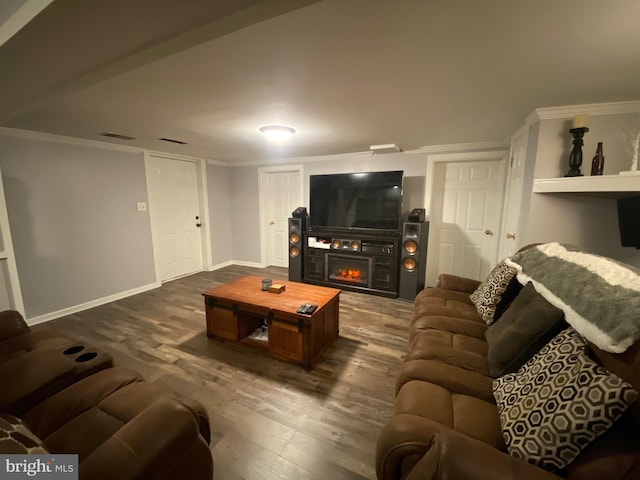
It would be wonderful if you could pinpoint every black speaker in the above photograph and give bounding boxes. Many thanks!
[288,217,306,282]
[292,206,308,218]
[398,221,429,301]
[408,208,426,223]
[330,238,361,251]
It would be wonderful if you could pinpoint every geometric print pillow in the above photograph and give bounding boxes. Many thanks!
[0,414,49,454]
[470,260,517,325]
[492,328,638,472]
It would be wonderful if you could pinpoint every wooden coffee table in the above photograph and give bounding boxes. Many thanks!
[202,276,340,370]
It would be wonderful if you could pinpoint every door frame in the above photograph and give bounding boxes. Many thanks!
[258,164,304,268]
[0,167,24,315]
[424,150,508,286]
[498,124,529,259]
[144,151,212,284]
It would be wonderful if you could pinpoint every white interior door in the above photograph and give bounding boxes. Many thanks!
[265,170,301,267]
[428,159,506,284]
[499,128,528,259]
[147,156,203,281]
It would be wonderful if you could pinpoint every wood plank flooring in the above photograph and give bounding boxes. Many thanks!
[33,265,413,480]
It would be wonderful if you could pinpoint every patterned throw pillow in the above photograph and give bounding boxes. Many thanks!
[470,261,517,324]
[0,414,48,454]
[493,328,637,472]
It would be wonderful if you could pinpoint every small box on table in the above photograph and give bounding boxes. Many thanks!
[268,283,286,294]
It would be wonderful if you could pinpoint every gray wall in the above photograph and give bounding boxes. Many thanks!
[206,163,233,266]
[522,114,640,268]
[228,166,262,264]
[0,135,156,318]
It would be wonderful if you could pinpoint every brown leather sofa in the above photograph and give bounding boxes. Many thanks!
[0,310,213,480]
[376,271,640,480]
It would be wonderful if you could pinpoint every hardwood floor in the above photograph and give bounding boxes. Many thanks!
[33,265,413,480]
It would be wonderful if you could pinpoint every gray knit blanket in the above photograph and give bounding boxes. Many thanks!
[505,243,640,353]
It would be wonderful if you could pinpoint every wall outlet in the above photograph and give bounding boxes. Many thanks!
[137,202,147,212]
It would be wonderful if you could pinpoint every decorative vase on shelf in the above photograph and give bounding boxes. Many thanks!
[618,119,640,175]
[590,142,605,176]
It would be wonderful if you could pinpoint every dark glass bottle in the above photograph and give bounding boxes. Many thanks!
[591,142,605,176]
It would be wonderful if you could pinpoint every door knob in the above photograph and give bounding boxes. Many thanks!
[269,220,275,225]
[484,229,494,236]
[506,233,516,240]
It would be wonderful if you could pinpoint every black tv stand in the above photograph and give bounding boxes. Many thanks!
[302,228,401,298]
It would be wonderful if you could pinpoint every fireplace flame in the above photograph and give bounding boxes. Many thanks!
[336,268,362,281]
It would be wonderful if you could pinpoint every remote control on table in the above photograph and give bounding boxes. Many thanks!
[297,303,318,314]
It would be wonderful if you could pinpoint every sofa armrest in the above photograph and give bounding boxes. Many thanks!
[79,399,213,480]
[0,346,113,416]
[435,274,481,294]
[406,430,561,480]
[0,310,29,341]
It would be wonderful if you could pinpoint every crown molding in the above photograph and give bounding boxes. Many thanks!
[221,140,512,167]
[147,150,204,163]
[405,139,509,154]
[0,127,145,153]
[206,158,230,166]
[226,150,374,167]
[426,150,509,163]
[526,100,640,125]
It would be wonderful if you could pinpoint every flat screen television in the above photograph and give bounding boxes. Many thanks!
[617,195,640,248]
[309,170,403,233]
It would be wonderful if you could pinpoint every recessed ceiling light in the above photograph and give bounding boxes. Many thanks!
[259,125,296,142]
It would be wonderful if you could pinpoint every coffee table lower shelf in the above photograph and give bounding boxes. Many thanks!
[203,297,339,370]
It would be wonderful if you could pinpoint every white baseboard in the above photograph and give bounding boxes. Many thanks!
[209,260,234,271]
[26,281,161,326]
[209,260,267,270]
[232,260,266,268]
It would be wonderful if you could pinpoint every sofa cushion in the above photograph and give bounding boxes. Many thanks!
[485,283,567,377]
[415,288,479,318]
[411,315,487,342]
[493,328,638,472]
[470,261,517,325]
[406,330,489,375]
[0,414,48,454]
[396,359,495,403]
[395,380,505,450]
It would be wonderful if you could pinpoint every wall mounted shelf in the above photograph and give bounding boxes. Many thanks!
[533,174,640,198]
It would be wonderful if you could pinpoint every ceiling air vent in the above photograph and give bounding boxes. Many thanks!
[159,137,187,145]
[99,131,136,140]
[369,143,403,154]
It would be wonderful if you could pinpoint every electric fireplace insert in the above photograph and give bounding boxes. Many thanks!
[326,254,371,288]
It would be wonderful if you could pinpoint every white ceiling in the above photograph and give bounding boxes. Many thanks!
[1,0,640,163]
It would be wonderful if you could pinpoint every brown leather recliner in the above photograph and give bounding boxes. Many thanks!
[0,310,213,480]
[0,310,115,416]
